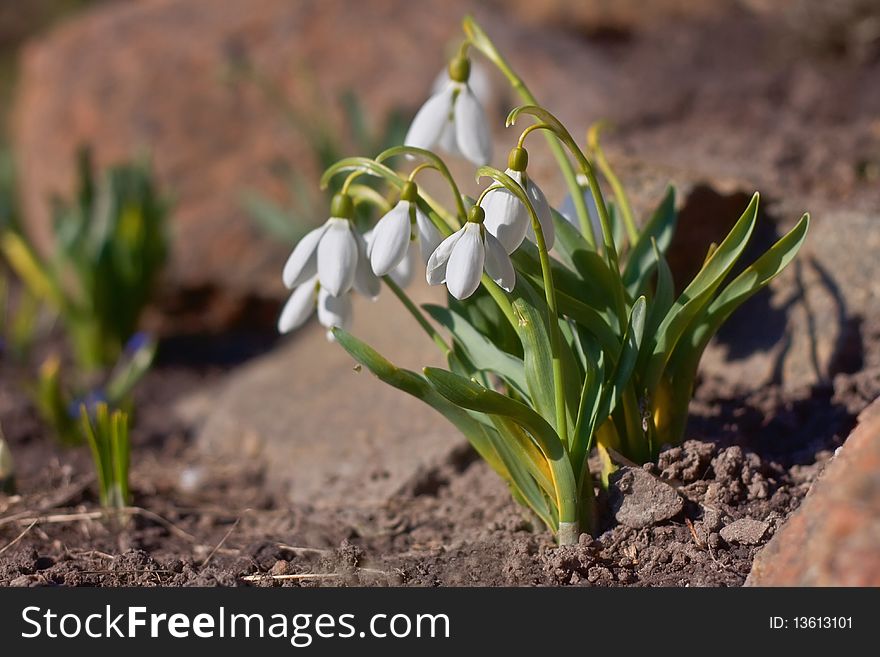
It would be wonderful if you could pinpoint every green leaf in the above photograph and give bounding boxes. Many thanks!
[605,296,647,418]
[489,415,553,495]
[645,238,675,339]
[643,192,759,392]
[509,279,581,434]
[515,236,618,317]
[487,416,556,530]
[332,328,509,479]
[571,330,605,469]
[622,186,677,298]
[423,366,579,527]
[509,284,555,424]
[423,367,567,463]
[423,304,528,395]
[551,288,621,355]
[670,212,810,382]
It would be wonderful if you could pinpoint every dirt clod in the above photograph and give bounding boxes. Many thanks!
[609,467,684,529]
[720,519,770,545]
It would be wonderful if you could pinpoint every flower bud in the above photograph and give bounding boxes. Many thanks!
[448,56,471,83]
[330,192,354,219]
[508,147,529,172]
[467,204,486,224]
[400,180,419,203]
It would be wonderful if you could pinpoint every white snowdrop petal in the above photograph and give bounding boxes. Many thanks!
[282,223,328,289]
[353,229,381,299]
[317,288,353,339]
[482,186,528,254]
[437,120,460,156]
[426,229,463,285]
[368,201,412,276]
[559,189,602,237]
[431,69,449,95]
[454,86,492,166]
[317,218,358,297]
[277,278,317,333]
[530,179,555,249]
[390,240,419,288]
[415,207,442,263]
[483,232,516,292]
[525,178,555,250]
[405,85,454,152]
[446,223,485,300]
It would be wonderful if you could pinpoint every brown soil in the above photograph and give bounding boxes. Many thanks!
[2,342,876,586]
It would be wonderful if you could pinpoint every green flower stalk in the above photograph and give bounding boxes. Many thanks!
[281,16,809,545]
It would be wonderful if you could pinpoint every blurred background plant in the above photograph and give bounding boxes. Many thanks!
[79,402,130,512]
[0,422,13,494]
[0,148,166,444]
[223,51,409,241]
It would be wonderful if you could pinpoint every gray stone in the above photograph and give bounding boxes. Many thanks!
[188,283,461,508]
[608,466,684,528]
[719,518,770,545]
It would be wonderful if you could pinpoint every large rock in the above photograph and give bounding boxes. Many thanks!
[190,282,459,508]
[11,0,614,317]
[746,396,880,586]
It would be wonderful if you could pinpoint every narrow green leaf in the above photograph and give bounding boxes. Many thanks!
[668,212,810,385]
[606,296,646,416]
[332,328,509,479]
[423,368,566,463]
[571,330,605,471]
[622,186,677,297]
[489,416,554,498]
[487,417,556,530]
[423,304,528,395]
[514,238,618,317]
[643,192,759,392]
[645,238,675,338]
[510,293,554,423]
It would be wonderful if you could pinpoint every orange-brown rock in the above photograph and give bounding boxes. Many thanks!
[747,396,880,586]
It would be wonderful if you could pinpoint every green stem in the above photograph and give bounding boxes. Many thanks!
[509,115,629,332]
[481,275,518,328]
[588,124,637,245]
[475,167,568,439]
[376,146,467,227]
[463,17,596,249]
[531,220,568,442]
[383,276,450,355]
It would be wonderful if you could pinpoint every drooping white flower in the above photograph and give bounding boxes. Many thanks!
[277,275,353,342]
[405,56,492,166]
[282,193,377,298]
[426,206,515,300]
[368,181,442,278]
[483,148,555,253]
[559,173,601,237]
[389,241,420,288]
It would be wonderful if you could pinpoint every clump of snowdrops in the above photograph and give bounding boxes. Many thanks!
[278,16,809,544]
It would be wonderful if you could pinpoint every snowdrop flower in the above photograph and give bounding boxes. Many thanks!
[388,241,420,288]
[277,276,353,341]
[405,56,492,166]
[426,205,515,300]
[559,173,601,237]
[483,147,554,253]
[367,181,442,277]
[282,192,378,298]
